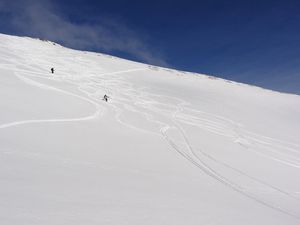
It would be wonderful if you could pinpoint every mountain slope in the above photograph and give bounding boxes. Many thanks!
[0,33,300,225]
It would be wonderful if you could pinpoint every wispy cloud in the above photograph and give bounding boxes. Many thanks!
[0,0,169,66]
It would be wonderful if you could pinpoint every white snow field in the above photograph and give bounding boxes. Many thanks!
[0,33,300,225]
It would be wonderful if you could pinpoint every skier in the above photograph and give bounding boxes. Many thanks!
[51,68,54,74]
[103,94,109,102]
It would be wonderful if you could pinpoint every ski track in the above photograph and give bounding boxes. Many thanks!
[0,63,144,129]
[89,70,300,218]
[1,51,300,220]
[111,88,300,218]
[162,102,300,219]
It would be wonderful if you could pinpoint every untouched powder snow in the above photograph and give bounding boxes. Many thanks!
[0,33,300,225]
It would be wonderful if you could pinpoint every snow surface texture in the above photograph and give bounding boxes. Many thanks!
[0,33,300,225]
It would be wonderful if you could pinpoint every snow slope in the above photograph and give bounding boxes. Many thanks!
[0,33,300,225]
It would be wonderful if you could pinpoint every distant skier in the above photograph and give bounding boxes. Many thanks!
[51,68,54,74]
[103,94,109,102]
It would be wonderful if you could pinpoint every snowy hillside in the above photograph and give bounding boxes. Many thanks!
[0,33,300,225]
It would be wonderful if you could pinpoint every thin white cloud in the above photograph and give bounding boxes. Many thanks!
[0,0,169,66]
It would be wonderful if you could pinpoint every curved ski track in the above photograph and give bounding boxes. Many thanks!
[0,54,299,220]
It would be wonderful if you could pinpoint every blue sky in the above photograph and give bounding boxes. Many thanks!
[0,0,299,94]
